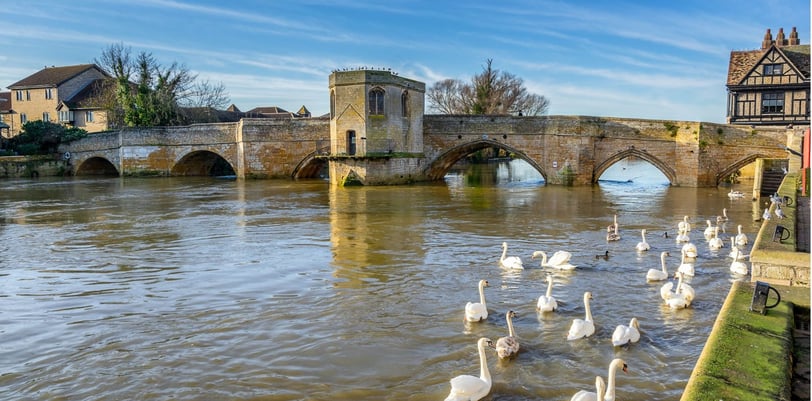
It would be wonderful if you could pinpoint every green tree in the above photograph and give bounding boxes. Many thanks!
[8,121,87,155]
[428,59,550,116]
[95,43,230,127]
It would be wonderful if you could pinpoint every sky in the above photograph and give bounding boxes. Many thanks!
[0,1,809,123]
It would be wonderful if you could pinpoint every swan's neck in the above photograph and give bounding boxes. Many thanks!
[676,274,684,292]
[478,282,487,305]
[478,341,491,384]
[545,278,554,298]
[584,296,593,322]
[606,361,621,400]
[661,254,668,273]
[540,252,548,266]
[506,314,516,337]
[641,231,646,241]
[500,245,507,261]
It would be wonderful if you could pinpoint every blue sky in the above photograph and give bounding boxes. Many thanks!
[1,1,809,123]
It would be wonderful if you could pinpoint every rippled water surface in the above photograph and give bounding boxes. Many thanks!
[0,161,763,400]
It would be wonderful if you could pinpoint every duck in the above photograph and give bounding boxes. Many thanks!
[646,251,670,281]
[465,280,489,322]
[681,241,698,259]
[606,222,621,242]
[729,238,747,260]
[532,250,576,270]
[677,215,691,233]
[708,226,724,250]
[567,292,595,340]
[536,274,558,312]
[444,337,494,401]
[735,225,748,247]
[496,311,520,359]
[635,229,650,252]
[499,242,524,270]
[611,317,641,347]
[677,248,695,277]
[730,248,749,276]
[595,250,610,260]
[603,358,629,401]
[570,376,605,401]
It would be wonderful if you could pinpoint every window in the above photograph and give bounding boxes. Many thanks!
[25,90,30,101]
[59,110,74,122]
[20,113,27,124]
[15,91,22,101]
[401,91,409,116]
[42,112,50,122]
[369,88,385,115]
[761,92,784,114]
[85,111,94,122]
[763,64,783,76]
[330,91,336,119]
[45,88,53,100]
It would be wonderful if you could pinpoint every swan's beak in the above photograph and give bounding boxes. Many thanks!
[622,363,628,373]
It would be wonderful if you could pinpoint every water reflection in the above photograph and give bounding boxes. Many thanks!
[0,164,762,400]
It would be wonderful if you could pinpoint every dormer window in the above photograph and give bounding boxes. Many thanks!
[369,88,385,115]
[763,64,783,76]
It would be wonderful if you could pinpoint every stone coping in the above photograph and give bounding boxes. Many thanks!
[680,281,795,401]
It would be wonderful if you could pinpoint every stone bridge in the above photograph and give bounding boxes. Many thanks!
[61,115,795,187]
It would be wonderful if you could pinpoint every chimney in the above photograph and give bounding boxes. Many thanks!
[776,28,786,47]
[789,26,800,45]
[762,28,774,49]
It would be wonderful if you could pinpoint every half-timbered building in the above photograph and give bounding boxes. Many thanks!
[726,27,810,126]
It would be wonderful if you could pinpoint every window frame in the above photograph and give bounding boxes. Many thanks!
[761,92,784,114]
[85,111,94,122]
[763,64,783,76]
[45,88,53,100]
[369,87,385,115]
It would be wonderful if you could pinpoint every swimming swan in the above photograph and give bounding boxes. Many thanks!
[536,274,558,312]
[567,292,595,340]
[677,215,691,233]
[496,310,520,359]
[603,358,629,401]
[677,248,695,277]
[606,222,621,242]
[635,229,650,252]
[611,317,641,347]
[708,226,724,250]
[735,225,748,247]
[532,250,576,270]
[606,214,618,233]
[465,280,489,322]
[681,241,698,259]
[646,251,670,281]
[500,242,524,270]
[703,220,715,239]
[444,337,494,401]
[730,248,749,276]
[661,272,690,309]
[729,238,747,260]
[675,228,690,243]
[570,376,605,401]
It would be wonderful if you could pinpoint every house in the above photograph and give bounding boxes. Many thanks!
[726,27,810,126]
[0,91,11,140]
[6,64,112,136]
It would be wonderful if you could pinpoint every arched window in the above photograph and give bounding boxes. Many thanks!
[369,88,385,115]
[401,90,408,117]
[330,90,336,119]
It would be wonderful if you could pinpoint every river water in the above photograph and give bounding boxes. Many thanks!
[0,160,762,400]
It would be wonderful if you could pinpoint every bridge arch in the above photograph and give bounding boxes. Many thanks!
[592,148,676,184]
[715,153,769,185]
[75,156,119,176]
[424,139,548,181]
[171,150,235,177]
[291,150,329,179]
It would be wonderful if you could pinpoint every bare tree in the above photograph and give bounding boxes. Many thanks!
[427,59,550,116]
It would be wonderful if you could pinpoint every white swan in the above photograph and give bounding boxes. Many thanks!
[646,251,670,281]
[603,358,629,401]
[606,222,620,241]
[675,228,690,243]
[677,215,691,233]
[730,248,749,276]
[729,238,747,260]
[606,214,618,232]
[570,376,605,401]
[496,310,520,359]
[703,220,715,239]
[661,272,691,309]
[677,248,695,277]
[718,208,729,222]
[444,337,494,401]
[531,250,576,270]
[728,189,745,199]
[499,242,524,270]
[536,274,558,312]
[635,229,650,251]
[682,241,698,259]
[567,292,595,340]
[735,225,748,247]
[708,226,725,250]
[465,280,489,322]
[611,317,641,347]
